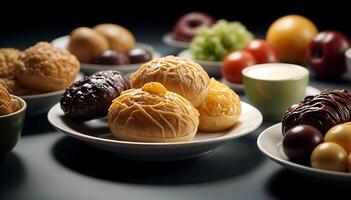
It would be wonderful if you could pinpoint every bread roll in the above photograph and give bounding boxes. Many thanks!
[131,56,210,107]
[108,82,199,142]
[94,24,135,53]
[16,42,80,92]
[197,78,241,132]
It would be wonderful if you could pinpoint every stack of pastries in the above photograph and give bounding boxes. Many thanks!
[0,42,80,96]
[61,56,242,142]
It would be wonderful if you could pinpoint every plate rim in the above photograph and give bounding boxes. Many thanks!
[48,101,263,147]
[257,123,351,178]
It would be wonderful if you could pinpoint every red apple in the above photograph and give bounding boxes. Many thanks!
[307,31,350,79]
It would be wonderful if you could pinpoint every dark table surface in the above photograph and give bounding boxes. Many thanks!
[1,27,351,200]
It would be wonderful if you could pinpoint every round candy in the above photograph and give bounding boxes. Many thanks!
[92,50,130,65]
[325,123,351,153]
[311,142,348,172]
[128,48,152,64]
[283,124,323,164]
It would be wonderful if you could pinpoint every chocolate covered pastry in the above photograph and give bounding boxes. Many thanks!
[282,89,351,135]
[60,70,130,121]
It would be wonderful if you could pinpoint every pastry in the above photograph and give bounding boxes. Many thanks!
[16,42,80,92]
[68,27,109,63]
[197,78,241,132]
[61,70,130,121]
[94,24,136,53]
[131,56,210,107]
[282,89,351,135]
[0,48,21,78]
[108,82,199,142]
[0,78,38,96]
[0,83,20,115]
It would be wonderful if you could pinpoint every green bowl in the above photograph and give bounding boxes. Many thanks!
[0,95,26,153]
[243,63,309,120]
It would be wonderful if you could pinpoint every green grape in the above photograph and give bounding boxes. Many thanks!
[190,20,254,61]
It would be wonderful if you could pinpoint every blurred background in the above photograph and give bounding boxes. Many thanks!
[0,0,348,49]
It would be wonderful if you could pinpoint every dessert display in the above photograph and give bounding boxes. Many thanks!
[197,78,241,132]
[92,50,130,65]
[0,48,21,78]
[266,15,318,63]
[68,27,109,63]
[131,56,210,107]
[281,90,351,172]
[60,70,130,121]
[0,83,20,115]
[0,42,80,96]
[307,31,350,79]
[282,89,351,135]
[66,24,152,66]
[108,82,199,142]
[16,42,80,92]
[190,20,253,61]
[172,12,215,42]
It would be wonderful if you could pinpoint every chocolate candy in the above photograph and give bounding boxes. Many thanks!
[128,48,152,64]
[282,89,351,135]
[311,142,348,172]
[92,50,130,65]
[60,70,131,121]
[283,124,323,164]
[325,123,351,153]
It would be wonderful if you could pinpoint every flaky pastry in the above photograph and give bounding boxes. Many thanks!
[131,56,210,107]
[108,82,199,142]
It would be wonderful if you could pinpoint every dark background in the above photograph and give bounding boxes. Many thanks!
[0,0,349,49]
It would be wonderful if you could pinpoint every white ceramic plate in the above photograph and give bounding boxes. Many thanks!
[221,78,321,95]
[51,36,162,75]
[21,73,85,116]
[48,101,262,161]
[178,49,222,77]
[258,123,351,182]
[163,33,190,49]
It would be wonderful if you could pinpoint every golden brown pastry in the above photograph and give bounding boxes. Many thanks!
[0,48,21,78]
[68,27,109,63]
[0,83,20,115]
[94,24,136,53]
[197,78,241,132]
[0,78,38,96]
[108,82,199,142]
[131,56,210,107]
[15,42,80,92]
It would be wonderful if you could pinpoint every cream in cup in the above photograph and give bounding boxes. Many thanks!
[242,63,309,120]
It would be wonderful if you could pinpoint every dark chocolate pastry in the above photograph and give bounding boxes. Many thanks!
[282,89,351,135]
[60,70,130,121]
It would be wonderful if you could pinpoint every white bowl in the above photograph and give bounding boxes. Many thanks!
[51,36,162,75]
[257,123,351,182]
[21,73,84,116]
[163,33,190,49]
[48,101,262,161]
[178,49,222,77]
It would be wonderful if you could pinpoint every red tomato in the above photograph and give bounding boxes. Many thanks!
[245,39,279,63]
[221,50,257,83]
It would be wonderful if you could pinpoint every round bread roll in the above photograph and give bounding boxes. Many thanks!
[68,27,109,63]
[0,78,38,96]
[93,24,136,53]
[131,56,210,107]
[16,42,80,92]
[197,78,241,132]
[108,82,199,142]
[0,48,21,78]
